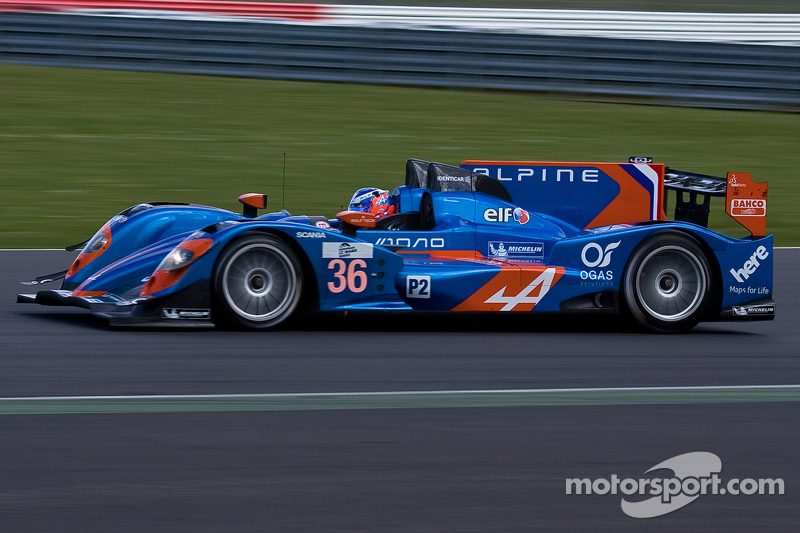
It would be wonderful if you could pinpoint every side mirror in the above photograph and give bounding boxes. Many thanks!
[336,210,377,229]
[238,193,268,218]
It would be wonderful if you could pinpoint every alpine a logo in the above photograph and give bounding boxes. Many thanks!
[483,207,529,225]
[581,241,621,268]
[484,267,557,311]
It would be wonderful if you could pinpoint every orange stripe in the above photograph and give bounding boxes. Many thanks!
[585,164,651,228]
[397,249,484,260]
[71,289,106,297]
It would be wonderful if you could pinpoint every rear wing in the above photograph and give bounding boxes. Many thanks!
[663,168,726,227]
[664,167,768,237]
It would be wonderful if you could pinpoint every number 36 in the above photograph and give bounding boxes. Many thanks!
[327,259,368,293]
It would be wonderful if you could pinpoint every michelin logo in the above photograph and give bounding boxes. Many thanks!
[162,308,210,320]
[732,304,774,316]
[488,241,544,260]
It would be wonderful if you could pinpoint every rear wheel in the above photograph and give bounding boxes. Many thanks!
[623,233,713,333]
[213,234,303,330]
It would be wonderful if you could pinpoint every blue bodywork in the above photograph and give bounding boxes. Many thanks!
[18,159,775,327]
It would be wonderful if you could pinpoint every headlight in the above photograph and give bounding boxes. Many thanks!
[140,237,214,297]
[66,224,113,278]
[159,247,196,271]
[84,229,109,253]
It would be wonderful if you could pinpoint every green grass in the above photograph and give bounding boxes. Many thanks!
[0,63,797,247]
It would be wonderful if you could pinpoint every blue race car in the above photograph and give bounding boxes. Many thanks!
[18,157,774,333]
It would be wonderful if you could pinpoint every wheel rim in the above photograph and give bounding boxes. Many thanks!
[222,243,298,322]
[635,245,707,322]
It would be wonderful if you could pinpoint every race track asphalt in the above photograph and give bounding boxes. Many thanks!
[0,250,798,532]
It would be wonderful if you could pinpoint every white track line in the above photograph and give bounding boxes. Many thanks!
[2,384,800,402]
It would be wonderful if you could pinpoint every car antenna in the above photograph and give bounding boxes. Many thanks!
[281,152,286,210]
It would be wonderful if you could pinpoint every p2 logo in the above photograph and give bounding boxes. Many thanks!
[406,275,431,299]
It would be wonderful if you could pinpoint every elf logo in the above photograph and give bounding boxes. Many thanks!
[483,207,529,225]
[730,246,769,282]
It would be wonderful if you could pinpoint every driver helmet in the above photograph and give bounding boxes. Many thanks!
[348,187,396,219]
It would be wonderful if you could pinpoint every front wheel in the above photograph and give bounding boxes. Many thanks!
[623,233,713,333]
[213,234,303,330]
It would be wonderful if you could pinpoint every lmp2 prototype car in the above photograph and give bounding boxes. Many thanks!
[18,157,773,333]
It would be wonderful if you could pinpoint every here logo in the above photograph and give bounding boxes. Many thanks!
[483,207,530,225]
[730,245,769,283]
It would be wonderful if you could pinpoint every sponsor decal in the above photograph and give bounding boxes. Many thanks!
[162,308,210,320]
[296,231,326,239]
[729,245,769,283]
[351,190,377,204]
[484,267,557,311]
[728,175,747,188]
[728,285,770,296]
[437,175,469,183]
[579,240,620,285]
[581,241,620,268]
[483,207,529,225]
[322,242,374,259]
[472,167,600,183]
[406,275,431,299]
[314,220,331,229]
[327,259,368,293]
[343,214,375,225]
[375,237,445,248]
[732,304,774,316]
[730,198,766,217]
[566,451,784,519]
[487,241,544,260]
[580,270,613,283]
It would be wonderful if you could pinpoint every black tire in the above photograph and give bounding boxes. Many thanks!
[213,234,303,330]
[622,233,713,333]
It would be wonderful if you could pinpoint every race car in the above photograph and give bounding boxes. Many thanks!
[17,157,774,333]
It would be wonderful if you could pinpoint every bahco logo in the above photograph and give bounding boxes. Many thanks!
[581,240,620,268]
